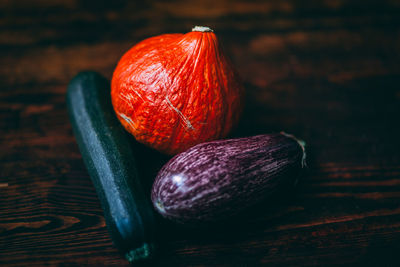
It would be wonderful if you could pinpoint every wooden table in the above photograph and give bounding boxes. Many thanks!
[1,1,400,266]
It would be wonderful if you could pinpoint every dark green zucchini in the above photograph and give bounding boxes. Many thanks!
[66,71,156,262]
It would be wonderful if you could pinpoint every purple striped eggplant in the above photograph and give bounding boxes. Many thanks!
[151,132,306,224]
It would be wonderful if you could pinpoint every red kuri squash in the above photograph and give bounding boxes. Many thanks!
[111,26,244,155]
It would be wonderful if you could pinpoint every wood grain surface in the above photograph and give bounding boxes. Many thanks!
[1,0,400,266]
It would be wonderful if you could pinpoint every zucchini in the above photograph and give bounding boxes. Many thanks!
[66,71,156,262]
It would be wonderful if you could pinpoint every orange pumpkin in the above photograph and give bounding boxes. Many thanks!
[111,26,244,155]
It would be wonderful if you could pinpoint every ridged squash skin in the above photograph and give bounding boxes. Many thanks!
[111,27,244,155]
[151,133,306,224]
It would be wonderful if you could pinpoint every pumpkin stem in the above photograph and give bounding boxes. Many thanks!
[192,26,213,32]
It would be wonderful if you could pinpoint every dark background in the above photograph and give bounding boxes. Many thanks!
[1,0,400,266]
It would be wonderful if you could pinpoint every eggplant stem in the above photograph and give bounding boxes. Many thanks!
[280,131,307,168]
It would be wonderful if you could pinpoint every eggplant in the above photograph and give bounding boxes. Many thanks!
[67,72,156,262]
[151,133,306,224]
